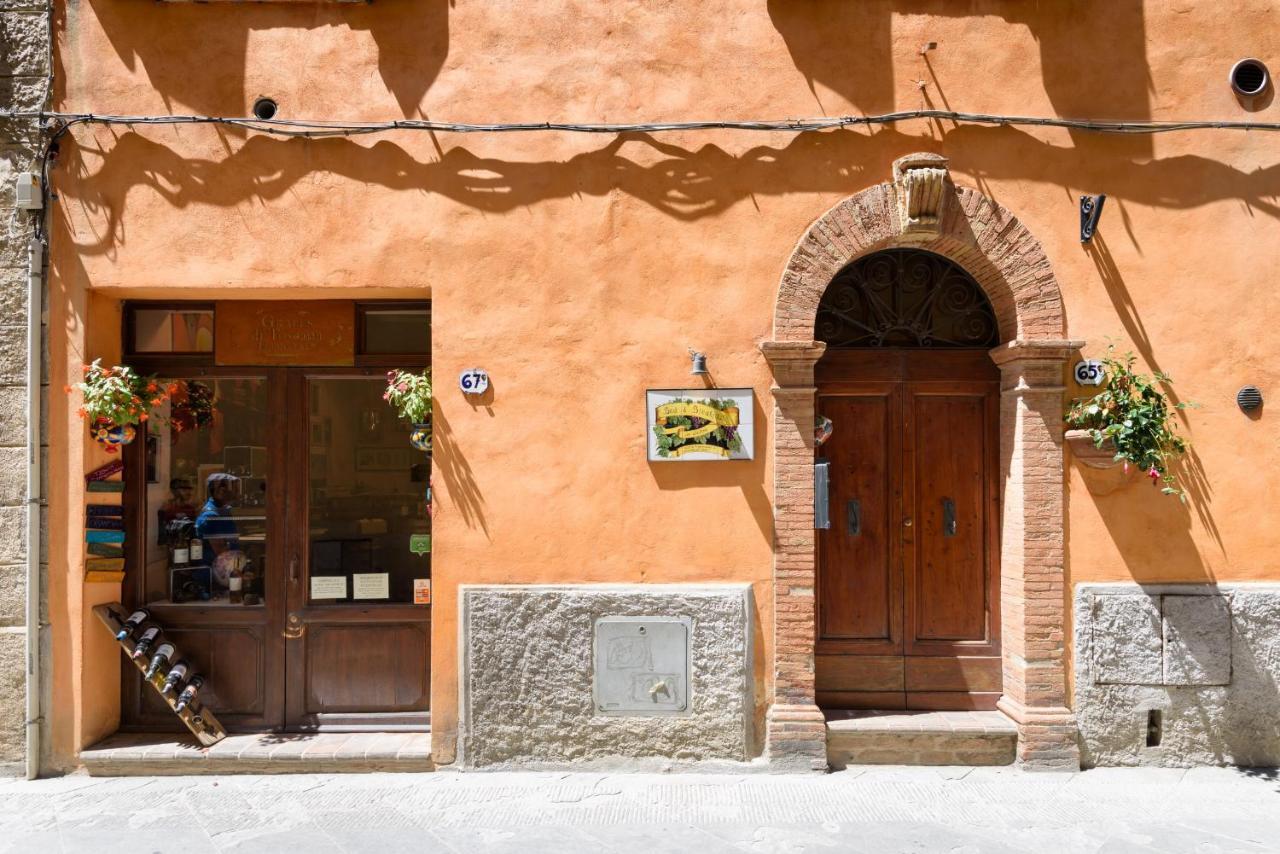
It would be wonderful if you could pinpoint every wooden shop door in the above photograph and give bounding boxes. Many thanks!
[815,350,1001,710]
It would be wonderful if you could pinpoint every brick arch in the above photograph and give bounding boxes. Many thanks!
[773,182,1066,345]
[761,158,1082,772]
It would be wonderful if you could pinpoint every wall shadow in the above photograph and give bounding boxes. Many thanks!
[431,400,488,537]
[88,0,451,117]
[768,1,1152,156]
[56,123,1280,260]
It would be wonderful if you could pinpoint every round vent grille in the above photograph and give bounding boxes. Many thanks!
[1237,385,1264,412]
[1230,59,1270,97]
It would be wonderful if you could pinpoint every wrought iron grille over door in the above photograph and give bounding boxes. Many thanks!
[815,249,999,348]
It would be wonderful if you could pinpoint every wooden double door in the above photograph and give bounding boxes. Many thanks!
[122,367,431,732]
[815,350,1001,710]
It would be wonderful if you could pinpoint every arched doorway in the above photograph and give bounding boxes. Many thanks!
[813,249,1002,711]
[760,153,1083,770]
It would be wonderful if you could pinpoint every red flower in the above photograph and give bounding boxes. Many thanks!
[1148,466,1160,483]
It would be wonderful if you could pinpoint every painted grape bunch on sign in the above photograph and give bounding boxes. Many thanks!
[652,398,744,459]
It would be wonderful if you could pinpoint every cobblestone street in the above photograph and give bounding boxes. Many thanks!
[1,766,1277,853]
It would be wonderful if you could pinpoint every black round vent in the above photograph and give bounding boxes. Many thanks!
[1230,59,1270,97]
[252,98,279,120]
[1237,385,1264,412]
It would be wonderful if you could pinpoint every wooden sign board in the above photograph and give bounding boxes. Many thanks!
[216,301,354,366]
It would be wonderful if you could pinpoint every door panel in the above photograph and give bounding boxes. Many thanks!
[304,620,430,713]
[817,389,900,653]
[815,350,1000,711]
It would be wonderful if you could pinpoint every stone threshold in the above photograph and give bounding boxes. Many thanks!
[826,710,1017,768]
[81,731,434,776]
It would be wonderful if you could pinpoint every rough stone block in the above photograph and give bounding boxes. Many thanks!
[0,563,21,626]
[0,328,25,385]
[0,628,24,766]
[0,506,25,563]
[0,12,49,77]
[1091,593,1162,685]
[1162,595,1231,686]
[459,584,753,769]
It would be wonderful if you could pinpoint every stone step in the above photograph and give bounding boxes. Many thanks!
[81,731,434,776]
[826,710,1017,768]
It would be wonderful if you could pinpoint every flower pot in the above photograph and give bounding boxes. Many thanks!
[409,422,432,452]
[91,419,137,453]
[1064,429,1120,469]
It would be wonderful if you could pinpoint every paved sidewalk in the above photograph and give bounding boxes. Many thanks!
[1,765,1278,853]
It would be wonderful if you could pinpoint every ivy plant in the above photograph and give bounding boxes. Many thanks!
[1065,346,1195,498]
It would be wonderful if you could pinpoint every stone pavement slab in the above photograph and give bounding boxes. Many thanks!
[0,765,1276,853]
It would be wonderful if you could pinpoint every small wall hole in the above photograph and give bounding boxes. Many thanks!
[1230,59,1270,97]
[1146,709,1163,747]
[252,98,279,121]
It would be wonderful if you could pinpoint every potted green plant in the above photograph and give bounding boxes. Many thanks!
[384,368,433,451]
[68,359,171,453]
[1064,346,1194,497]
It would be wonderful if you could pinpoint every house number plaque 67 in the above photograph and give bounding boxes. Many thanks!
[459,369,490,396]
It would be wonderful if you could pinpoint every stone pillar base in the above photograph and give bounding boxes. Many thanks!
[998,696,1080,771]
[766,703,828,773]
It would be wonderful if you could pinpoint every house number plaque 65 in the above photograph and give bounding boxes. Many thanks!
[1074,360,1106,386]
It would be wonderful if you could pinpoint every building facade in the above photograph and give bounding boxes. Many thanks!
[6,1,1280,774]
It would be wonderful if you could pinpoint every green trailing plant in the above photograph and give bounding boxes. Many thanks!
[384,368,433,424]
[1065,346,1195,498]
[67,359,170,428]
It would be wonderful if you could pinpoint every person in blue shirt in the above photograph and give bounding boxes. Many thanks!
[196,472,241,570]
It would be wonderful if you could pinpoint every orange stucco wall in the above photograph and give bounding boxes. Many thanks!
[46,0,1280,768]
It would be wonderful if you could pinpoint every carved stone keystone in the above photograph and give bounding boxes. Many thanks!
[892,152,951,238]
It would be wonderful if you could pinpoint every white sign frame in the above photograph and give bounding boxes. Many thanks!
[646,388,755,462]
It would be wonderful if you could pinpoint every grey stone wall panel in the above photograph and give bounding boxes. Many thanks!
[0,563,22,626]
[1091,593,1162,684]
[1162,594,1231,686]
[460,584,754,770]
[0,629,23,764]
[0,12,48,77]
[1075,584,1280,767]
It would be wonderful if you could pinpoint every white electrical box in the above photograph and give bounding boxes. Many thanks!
[15,173,42,210]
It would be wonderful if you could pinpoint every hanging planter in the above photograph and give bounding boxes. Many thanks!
[1064,345,1196,498]
[383,368,433,452]
[68,359,171,455]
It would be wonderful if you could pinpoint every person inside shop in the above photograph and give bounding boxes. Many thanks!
[156,477,197,545]
[197,472,243,590]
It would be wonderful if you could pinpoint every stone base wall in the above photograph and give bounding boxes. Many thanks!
[0,0,47,775]
[459,584,755,770]
[1074,583,1280,767]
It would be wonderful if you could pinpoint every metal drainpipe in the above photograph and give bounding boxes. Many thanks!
[25,235,43,780]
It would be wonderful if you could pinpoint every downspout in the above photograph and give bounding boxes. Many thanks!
[25,235,43,780]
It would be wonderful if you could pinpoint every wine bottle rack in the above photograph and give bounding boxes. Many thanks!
[93,603,227,747]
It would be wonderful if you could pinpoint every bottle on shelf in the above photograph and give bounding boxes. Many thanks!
[161,659,190,695]
[130,626,161,660]
[228,558,244,605]
[174,674,205,712]
[189,532,203,565]
[170,527,190,570]
[144,642,176,680]
[115,609,150,641]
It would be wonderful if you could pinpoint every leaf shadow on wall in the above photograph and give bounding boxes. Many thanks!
[430,401,488,537]
[1082,231,1224,573]
[84,0,450,118]
[55,122,1280,262]
[768,0,1153,159]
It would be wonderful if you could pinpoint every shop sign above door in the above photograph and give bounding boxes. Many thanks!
[216,301,355,366]
[647,388,754,461]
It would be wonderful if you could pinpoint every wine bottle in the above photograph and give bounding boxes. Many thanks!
[144,642,176,679]
[161,659,190,694]
[189,534,203,565]
[228,559,244,605]
[174,674,204,712]
[131,626,161,659]
[115,609,150,641]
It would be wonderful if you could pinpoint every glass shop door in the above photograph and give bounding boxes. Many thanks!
[282,368,432,730]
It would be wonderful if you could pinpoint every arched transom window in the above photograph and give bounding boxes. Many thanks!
[815,249,1000,348]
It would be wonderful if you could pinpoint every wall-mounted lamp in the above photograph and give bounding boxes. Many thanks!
[688,348,708,376]
[1080,194,1106,243]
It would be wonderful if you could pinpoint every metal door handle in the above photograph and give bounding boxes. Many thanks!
[942,498,957,537]
[846,500,861,536]
[282,612,305,639]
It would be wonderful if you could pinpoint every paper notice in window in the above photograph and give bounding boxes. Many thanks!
[352,572,390,600]
[413,579,432,605]
[310,575,347,600]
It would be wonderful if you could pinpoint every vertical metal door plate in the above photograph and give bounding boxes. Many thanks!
[594,616,691,715]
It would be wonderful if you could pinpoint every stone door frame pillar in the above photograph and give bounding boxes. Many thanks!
[763,154,1082,770]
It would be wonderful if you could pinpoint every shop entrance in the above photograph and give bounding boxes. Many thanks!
[120,302,432,732]
[813,250,1002,711]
